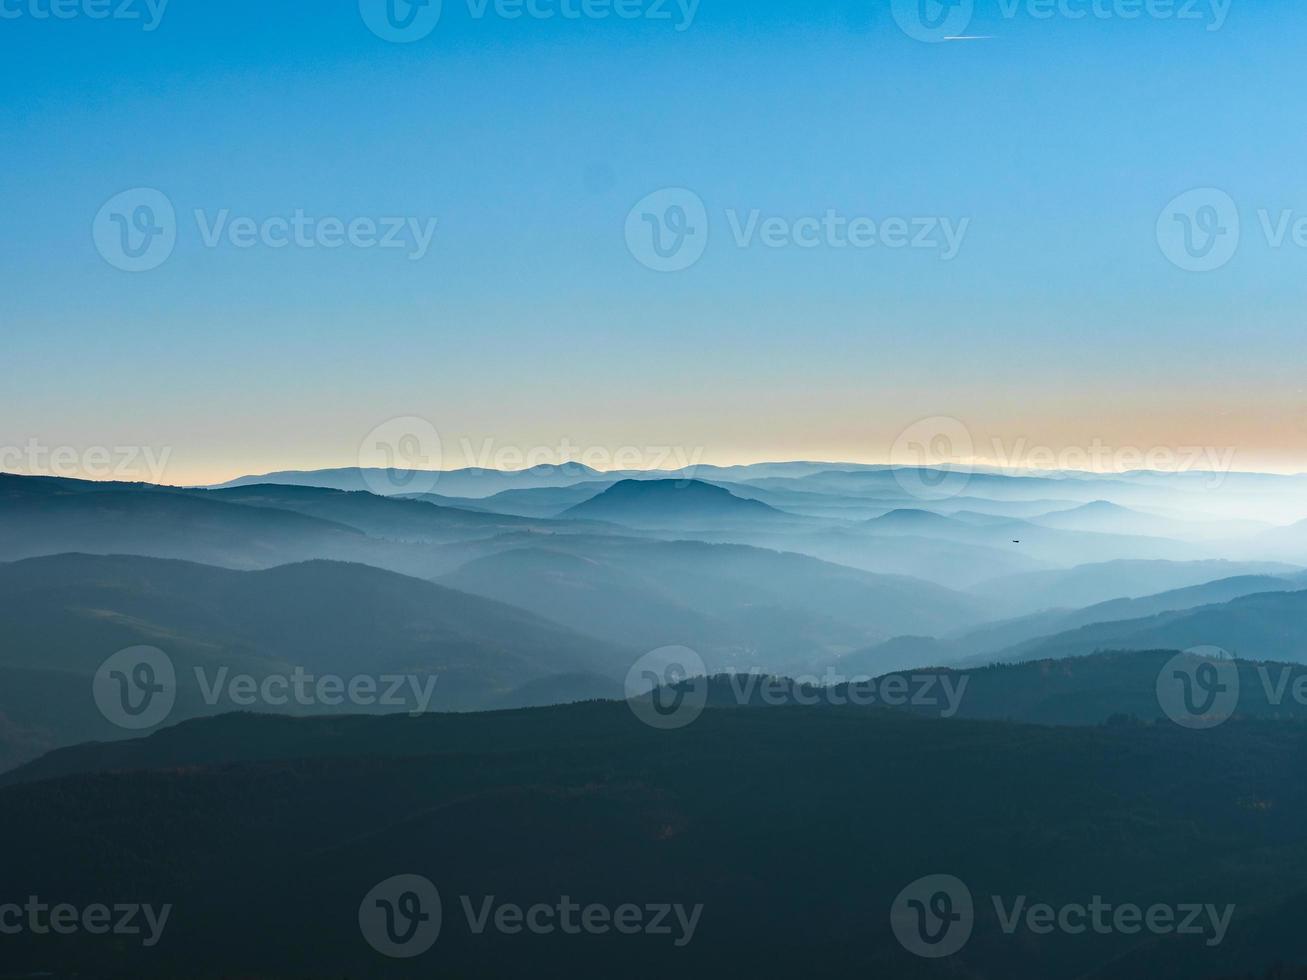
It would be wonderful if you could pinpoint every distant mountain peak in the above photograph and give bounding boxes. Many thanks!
[1064,500,1132,514]
[866,508,955,526]
[561,479,784,525]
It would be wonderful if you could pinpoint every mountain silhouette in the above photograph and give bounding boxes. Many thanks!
[562,478,789,526]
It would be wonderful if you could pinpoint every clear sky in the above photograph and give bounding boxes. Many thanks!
[4,0,1307,485]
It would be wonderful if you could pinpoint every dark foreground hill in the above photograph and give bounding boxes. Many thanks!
[19,649,1307,787]
[3,693,1307,979]
[0,553,626,769]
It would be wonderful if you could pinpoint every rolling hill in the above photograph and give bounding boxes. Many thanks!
[829,571,1307,675]
[1031,500,1270,540]
[966,558,1300,618]
[405,481,618,517]
[438,538,987,672]
[984,588,1307,665]
[200,482,611,541]
[0,472,374,569]
[214,462,607,497]
[0,473,632,579]
[562,479,791,527]
[0,553,627,769]
[863,508,969,535]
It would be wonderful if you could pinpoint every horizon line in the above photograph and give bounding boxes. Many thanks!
[8,459,1307,490]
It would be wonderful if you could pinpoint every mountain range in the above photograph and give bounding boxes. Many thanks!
[10,458,1307,978]
[7,464,1307,771]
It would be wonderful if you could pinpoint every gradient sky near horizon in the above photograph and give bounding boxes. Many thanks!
[4,0,1307,485]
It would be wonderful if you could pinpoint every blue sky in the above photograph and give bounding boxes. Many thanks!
[3,0,1306,483]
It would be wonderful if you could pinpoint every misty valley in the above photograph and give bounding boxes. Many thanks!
[4,461,1307,978]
